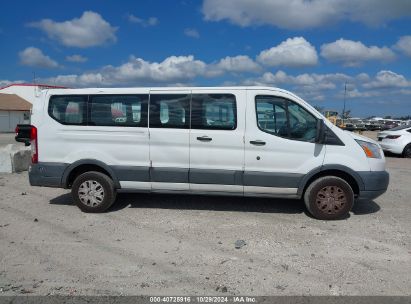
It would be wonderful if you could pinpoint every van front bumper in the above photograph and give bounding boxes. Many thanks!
[357,170,389,201]
[29,163,68,188]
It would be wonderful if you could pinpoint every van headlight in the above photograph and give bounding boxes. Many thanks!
[355,140,382,159]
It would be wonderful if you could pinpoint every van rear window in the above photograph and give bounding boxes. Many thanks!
[48,96,87,125]
[48,94,149,127]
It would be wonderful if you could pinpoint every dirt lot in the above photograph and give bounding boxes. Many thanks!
[0,132,410,296]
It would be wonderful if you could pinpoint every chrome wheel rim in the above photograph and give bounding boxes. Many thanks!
[78,180,104,207]
[316,186,346,215]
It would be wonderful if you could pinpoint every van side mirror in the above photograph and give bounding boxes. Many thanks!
[315,119,326,144]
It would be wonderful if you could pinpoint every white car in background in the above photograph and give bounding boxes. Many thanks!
[378,125,411,158]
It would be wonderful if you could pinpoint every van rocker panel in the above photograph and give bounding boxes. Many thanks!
[29,161,389,201]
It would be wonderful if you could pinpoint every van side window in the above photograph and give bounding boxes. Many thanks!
[149,94,190,129]
[256,95,317,142]
[48,95,87,125]
[191,94,237,130]
[89,95,148,127]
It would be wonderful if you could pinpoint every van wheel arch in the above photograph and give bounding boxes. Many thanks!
[301,169,360,198]
[62,160,120,189]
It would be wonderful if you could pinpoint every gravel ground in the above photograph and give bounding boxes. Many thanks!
[0,132,410,296]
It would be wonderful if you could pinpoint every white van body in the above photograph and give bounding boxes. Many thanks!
[27,87,389,219]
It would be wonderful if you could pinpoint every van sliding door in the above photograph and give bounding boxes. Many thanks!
[149,90,191,191]
[189,89,246,194]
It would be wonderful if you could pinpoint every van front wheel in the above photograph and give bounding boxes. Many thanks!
[71,171,116,213]
[304,176,354,220]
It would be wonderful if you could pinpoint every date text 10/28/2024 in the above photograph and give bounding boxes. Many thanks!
[149,296,257,303]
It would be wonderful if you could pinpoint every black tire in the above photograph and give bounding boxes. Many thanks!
[403,144,411,158]
[71,171,116,213]
[304,176,354,220]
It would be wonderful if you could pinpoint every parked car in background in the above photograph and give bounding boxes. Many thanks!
[365,120,382,131]
[355,122,367,131]
[381,121,399,130]
[346,119,367,131]
[378,125,411,158]
[343,123,357,131]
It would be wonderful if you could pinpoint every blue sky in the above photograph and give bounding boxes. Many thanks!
[1,0,411,117]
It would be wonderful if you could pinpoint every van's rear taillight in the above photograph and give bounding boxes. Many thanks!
[30,126,38,164]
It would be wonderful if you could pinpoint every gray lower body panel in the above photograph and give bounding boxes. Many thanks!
[357,170,389,201]
[29,162,389,201]
[244,171,302,188]
[29,163,68,188]
[190,169,243,185]
[29,162,302,196]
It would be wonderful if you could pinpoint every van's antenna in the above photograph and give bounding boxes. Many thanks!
[33,71,36,85]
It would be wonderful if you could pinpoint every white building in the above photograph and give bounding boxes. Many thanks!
[0,94,31,132]
[0,83,67,105]
[0,83,67,132]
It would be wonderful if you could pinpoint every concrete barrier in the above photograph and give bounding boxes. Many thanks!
[0,144,31,173]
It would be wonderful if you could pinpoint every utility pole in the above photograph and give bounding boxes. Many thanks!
[342,81,347,124]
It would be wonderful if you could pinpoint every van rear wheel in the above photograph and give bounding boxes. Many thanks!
[71,171,116,213]
[304,176,354,220]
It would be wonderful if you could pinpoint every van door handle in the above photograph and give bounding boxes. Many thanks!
[197,136,212,142]
[250,140,266,146]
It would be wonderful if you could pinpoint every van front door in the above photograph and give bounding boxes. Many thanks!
[189,89,246,194]
[244,90,325,197]
[149,90,191,191]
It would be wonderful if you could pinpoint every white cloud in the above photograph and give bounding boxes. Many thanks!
[321,39,395,66]
[242,70,411,103]
[257,37,318,67]
[0,80,25,88]
[66,54,88,63]
[362,70,411,89]
[356,73,371,82]
[42,53,264,87]
[202,0,411,29]
[19,47,59,69]
[104,55,208,83]
[48,73,105,87]
[29,11,117,48]
[244,70,350,90]
[127,14,158,27]
[43,55,210,87]
[394,36,411,57]
[215,55,261,73]
[184,28,200,39]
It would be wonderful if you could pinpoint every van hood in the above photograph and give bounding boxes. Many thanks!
[343,130,378,145]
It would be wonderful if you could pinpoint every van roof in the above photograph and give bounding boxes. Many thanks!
[43,86,302,100]
[45,86,283,91]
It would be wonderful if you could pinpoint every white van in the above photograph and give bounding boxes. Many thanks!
[18,87,389,220]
